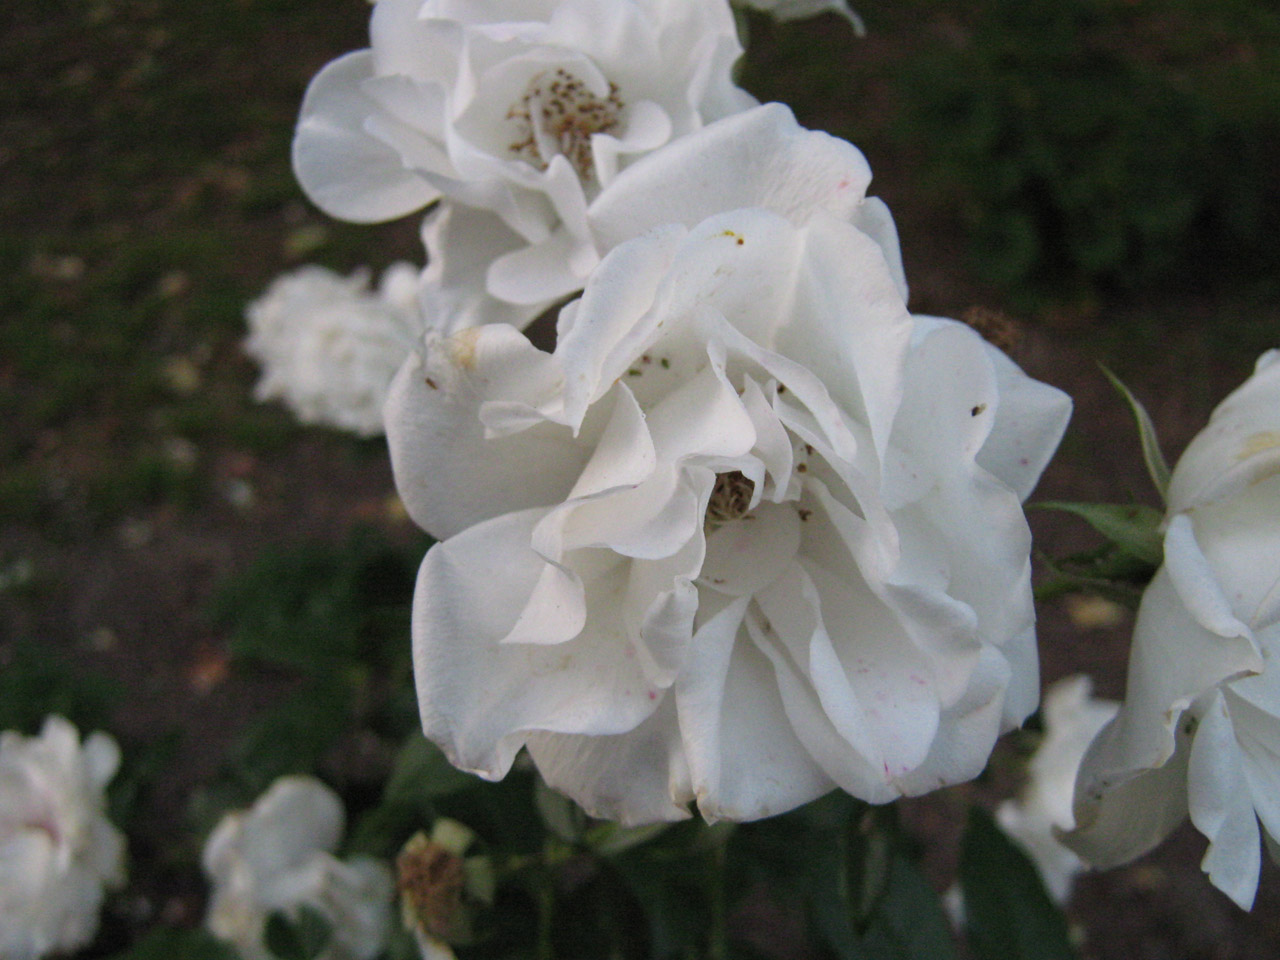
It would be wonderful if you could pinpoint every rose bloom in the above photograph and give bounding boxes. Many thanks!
[1066,350,1280,909]
[0,716,126,960]
[386,127,1069,822]
[293,0,755,329]
[244,262,422,437]
[995,675,1117,904]
[203,776,393,960]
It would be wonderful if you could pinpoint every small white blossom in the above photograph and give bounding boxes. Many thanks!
[293,0,755,330]
[385,116,1069,823]
[203,776,394,960]
[1066,350,1280,909]
[996,675,1117,903]
[244,262,422,436]
[0,716,126,960]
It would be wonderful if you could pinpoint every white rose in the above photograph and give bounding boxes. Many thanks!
[416,103,909,335]
[203,776,394,960]
[0,716,126,960]
[294,0,755,328]
[244,262,423,437]
[735,0,864,32]
[1066,350,1280,909]
[385,145,1070,822]
[995,675,1117,904]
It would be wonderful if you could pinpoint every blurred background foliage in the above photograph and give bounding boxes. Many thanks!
[892,0,1280,301]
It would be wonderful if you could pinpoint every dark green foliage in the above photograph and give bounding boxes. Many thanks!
[959,807,1077,960]
[209,527,421,675]
[896,0,1280,300]
[266,906,335,960]
[198,529,424,817]
[0,638,119,733]
[104,927,240,960]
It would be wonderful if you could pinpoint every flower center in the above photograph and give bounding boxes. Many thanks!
[507,68,623,182]
[397,833,467,940]
[706,471,755,530]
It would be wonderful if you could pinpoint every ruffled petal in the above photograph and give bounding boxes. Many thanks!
[293,52,440,223]
[1168,350,1280,513]
[526,698,693,825]
[384,330,584,539]
[413,509,660,779]
[676,595,835,821]
[1187,691,1262,908]
[589,104,872,250]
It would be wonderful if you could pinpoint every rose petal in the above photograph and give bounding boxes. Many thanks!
[413,509,660,779]
[676,594,835,821]
[294,52,440,223]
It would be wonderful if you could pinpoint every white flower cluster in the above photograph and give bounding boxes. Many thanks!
[202,775,394,960]
[0,717,126,960]
[244,262,422,437]
[1066,351,1280,909]
[285,0,1073,824]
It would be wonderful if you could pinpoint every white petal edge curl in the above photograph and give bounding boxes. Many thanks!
[1167,349,1280,514]
[1187,691,1262,909]
[676,594,837,822]
[910,315,1072,503]
[527,698,694,826]
[588,103,876,256]
[384,331,586,540]
[293,51,440,223]
[412,508,661,781]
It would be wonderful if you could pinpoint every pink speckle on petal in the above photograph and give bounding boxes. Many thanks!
[648,691,657,701]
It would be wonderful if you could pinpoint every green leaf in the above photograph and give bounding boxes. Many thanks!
[535,777,587,843]
[105,927,238,960]
[208,528,420,675]
[227,677,354,795]
[384,731,480,804]
[0,639,119,733]
[959,807,1076,960]
[846,806,894,932]
[584,820,672,858]
[859,852,959,960]
[1101,365,1171,501]
[1034,501,1164,565]
[265,905,333,960]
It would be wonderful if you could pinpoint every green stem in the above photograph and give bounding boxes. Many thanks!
[708,831,729,960]
[537,874,555,960]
